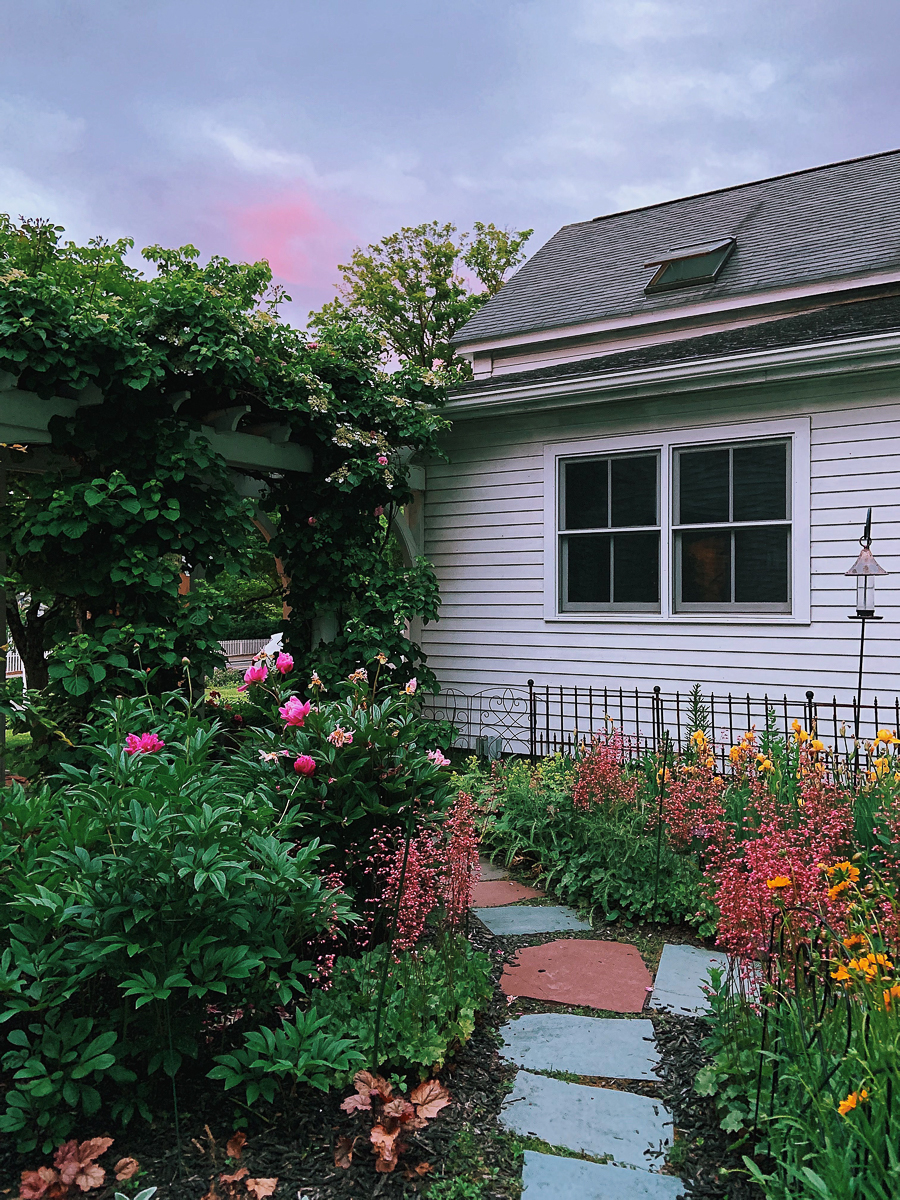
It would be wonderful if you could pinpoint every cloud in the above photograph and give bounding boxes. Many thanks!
[227,189,352,290]
[609,61,779,119]
[575,0,710,47]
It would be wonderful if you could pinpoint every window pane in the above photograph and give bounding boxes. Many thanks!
[565,534,610,603]
[611,456,657,527]
[734,527,789,603]
[679,449,729,524]
[564,460,608,529]
[733,443,787,521]
[680,530,731,603]
[613,532,660,603]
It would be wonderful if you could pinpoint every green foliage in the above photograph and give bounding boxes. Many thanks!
[310,220,532,369]
[0,693,350,1151]
[208,1007,365,1104]
[465,755,707,927]
[0,214,450,730]
[309,937,493,1075]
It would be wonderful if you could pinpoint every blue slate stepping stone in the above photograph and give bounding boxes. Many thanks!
[650,944,728,1015]
[499,1071,673,1170]
[479,857,507,881]
[501,1014,658,1079]
[473,905,591,936]
[522,1150,685,1198]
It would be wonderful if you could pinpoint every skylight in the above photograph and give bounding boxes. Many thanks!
[644,237,736,294]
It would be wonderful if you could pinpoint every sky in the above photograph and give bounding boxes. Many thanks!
[2,0,900,324]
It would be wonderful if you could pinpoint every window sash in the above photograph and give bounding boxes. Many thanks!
[559,453,661,611]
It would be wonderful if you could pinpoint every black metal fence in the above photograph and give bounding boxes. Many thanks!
[423,680,900,769]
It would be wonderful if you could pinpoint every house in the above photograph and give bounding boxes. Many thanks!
[418,150,900,748]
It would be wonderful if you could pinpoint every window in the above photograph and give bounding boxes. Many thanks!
[545,420,809,623]
[674,441,790,612]
[559,453,660,610]
[644,238,735,294]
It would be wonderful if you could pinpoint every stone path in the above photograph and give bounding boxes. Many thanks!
[471,856,724,1198]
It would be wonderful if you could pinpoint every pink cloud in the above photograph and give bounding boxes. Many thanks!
[228,190,353,290]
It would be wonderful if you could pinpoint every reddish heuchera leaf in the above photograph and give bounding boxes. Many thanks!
[76,1139,114,1165]
[370,1125,401,1173]
[225,1132,247,1161]
[73,1163,105,1193]
[402,1162,432,1180]
[114,1158,140,1182]
[339,1092,372,1114]
[334,1136,357,1169]
[409,1079,451,1120]
[18,1167,58,1200]
[352,1069,392,1100]
[381,1098,415,1122]
[219,1167,249,1184]
[53,1142,82,1185]
[245,1178,278,1199]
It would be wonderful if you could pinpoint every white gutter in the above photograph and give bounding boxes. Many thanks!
[445,329,900,418]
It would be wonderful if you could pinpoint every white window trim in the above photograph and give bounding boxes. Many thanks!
[543,416,811,625]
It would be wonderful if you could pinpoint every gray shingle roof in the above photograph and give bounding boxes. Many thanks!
[452,290,900,395]
[455,150,900,345]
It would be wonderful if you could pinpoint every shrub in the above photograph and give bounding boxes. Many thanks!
[0,695,350,1151]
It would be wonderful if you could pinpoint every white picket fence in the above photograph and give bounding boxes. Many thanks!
[3,638,275,682]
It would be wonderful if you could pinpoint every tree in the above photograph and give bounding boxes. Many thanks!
[0,215,448,750]
[310,220,532,370]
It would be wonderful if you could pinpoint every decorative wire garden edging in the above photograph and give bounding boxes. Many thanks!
[422,680,900,770]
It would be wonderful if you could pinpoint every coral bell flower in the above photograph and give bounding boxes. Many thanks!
[294,754,316,776]
[237,660,268,691]
[124,732,165,756]
[275,652,294,675]
[279,697,311,727]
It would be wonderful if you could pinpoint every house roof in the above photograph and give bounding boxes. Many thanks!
[451,290,900,397]
[454,150,900,346]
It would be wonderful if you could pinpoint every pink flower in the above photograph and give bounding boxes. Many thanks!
[124,732,165,756]
[308,516,317,526]
[279,697,311,727]
[427,748,451,768]
[377,455,388,466]
[327,726,354,747]
[404,678,418,695]
[275,652,294,675]
[237,660,268,692]
[294,754,316,776]
[373,506,384,517]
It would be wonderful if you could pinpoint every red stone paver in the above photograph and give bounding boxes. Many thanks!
[500,939,652,1013]
[472,880,545,907]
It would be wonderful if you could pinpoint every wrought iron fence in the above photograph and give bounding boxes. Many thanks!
[423,679,900,770]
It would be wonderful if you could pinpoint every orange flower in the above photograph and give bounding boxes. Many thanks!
[837,1089,868,1116]
[843,934,868,950]
[883,984,900,1010]
[766,876,792,890]
[831,963,851,984]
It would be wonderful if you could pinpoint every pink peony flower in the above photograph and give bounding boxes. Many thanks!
[279,697,311,727]
[294,754,316,776]
[374,506,384,517]
[327,726,353,747]
[275,652,294,675]
[124,732,165,756]
[377,455,389,466]
[404,678,418,695]
[427,748,451,768]
[237,660,268,692]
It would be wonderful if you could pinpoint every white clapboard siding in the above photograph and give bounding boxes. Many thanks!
[421,371,900,706]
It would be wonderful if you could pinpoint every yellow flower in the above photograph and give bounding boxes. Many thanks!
[704,756,715,769]
[883,984,900,1010]
[758,758,774,772]
[792,719,802,733]
[690,729,707,748]
[843,933,868,950]
[811,739,825,752]
[766,876,792,890]
[729,745,741,763]
[831,963,851,984]
[872,757,891,778]
[838,1089,868,1116]
[876,728,896,744]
